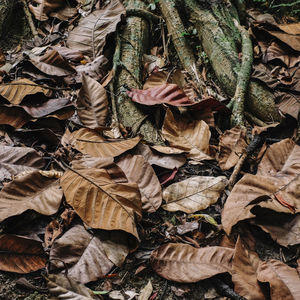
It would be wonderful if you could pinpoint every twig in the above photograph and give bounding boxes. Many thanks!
[213,278,246,300]
[20,0,38,36]
[271,0,300,8]
[126,8,162,23]
[0,82,71,91]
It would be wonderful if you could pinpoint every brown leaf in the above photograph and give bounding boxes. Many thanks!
[30,50,76,76]
[143,71,168,90]
[116,154,162,212]
[0,235,46,273]
[60,160,142,248]
[0,78,52,104]
[162,109,212,161]
[50,6,78,21]
[257,260,300,300]
[0,105,31,128]
[232,237,265,300]
[162,176,227,213]
[67,0,125,58]
[278,23,300,35]
[50,224,114,284]
[77,74,108,129]
[0,170,63,223]
[222,139,300,235]
[0,145,45,181]
[267,30,300,52]
[71,128,140,158]
[128,84,195,106]
[29,0,65,21]
[47,274,97,299]
[150,243,234,283]
[52,46,84,62]
[217,127,247,171]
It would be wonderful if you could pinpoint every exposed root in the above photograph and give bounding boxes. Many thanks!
[20,0,38,36]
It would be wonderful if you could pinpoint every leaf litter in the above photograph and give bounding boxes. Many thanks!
[0,1,300,300]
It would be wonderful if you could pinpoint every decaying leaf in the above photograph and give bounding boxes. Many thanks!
[0,78,52,104]
[77,74,108,129]
[60,160,142,248]
[143,71,168,90]
[222,139,300,235]
[162,109,212,161]
[128,84,195,106]
[71,128,140,158]
[0,170,63,223]
[151,243,234,282]
[116,154,162,212]
[0,145,45,181]
[257,259,300,300]
[67,0,125,58]
[29,0,65,21]
[0,105,32,128]
[162,176,227,213]
[0,235,46,273]
[47,274,97,299]
[138,280,153,300]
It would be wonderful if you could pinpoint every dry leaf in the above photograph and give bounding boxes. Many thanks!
[0,105,31,128]
[30,50,76,76]
[29,0,65,21]
[257,260,300,300]
[47,274,97,299]
[162,109,212,161]
[150,243,234,283]
[217,127,247,171]
[0,145,45,181]
[138,280,153,300]
[232,237,265,300]
[143,71,168,89]
[52,46,84,62]
[116,154,162,212]
[50,6,78,21]
[0,170,63,223]
[77,74,108,129]
[0,235,46,273]
[67,0,125,58]
[0,78,52,104]
[128,84,195,106]
[222,139,300,235]
[278,23,300,35]
[71,128,140,158]
[60,160,142,248]
[162,176,227,213]
[50,224,114,284]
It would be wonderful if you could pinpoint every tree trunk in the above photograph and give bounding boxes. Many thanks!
[0,0,16,39]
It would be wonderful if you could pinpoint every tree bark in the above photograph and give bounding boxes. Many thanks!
[0,0,16,39]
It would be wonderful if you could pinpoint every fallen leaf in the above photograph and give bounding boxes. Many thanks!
[71,128,140,158]
[52,46,84,62]
[0,145,45,181]
[138,280,153,300]
[159,167,178,185]
[128,84,195,106]
[143,71,168,89]
[67,0,125,58]
[60,159,142,248]
[116,154,162,212]
[0,105,31,128]
[217,127,247,171]
[150,243,234,283]
[0,235,46,273]
[109,290,124,300]
[77,74,108,129]
[50,224,114,284]
[0,78,52,104]
[0,170,63,223]
[176,221,199,235]
[232,237,265,300]
[162,109,212,161]
[257,259,300,300]
[47,274,97,299]
[29,0,65,21]
[50,6,78,21]
[278,23,300,35]
[30,50,76,76]
[162,176,227,213]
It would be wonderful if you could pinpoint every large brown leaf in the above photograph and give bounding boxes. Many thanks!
[0,145,45,181]
[232,237,265,300]
[77,74,108,129]
[162,109,212,161]
[50,224,114,284]
[71,128,140,158]
[0,105,31,128]
[0,170,63,223]
[116,154,162,212]
[222,139,300,235]
[128,84,195,106]
[60,160,142,248]
[257,260,300,300]
[151,243,234,283]
[30,50,76,76]
[0,235,46,273]
[162,176,227,213]
[0,78,52,104]
[67,0,125,58]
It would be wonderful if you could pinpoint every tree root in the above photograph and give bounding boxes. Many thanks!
[20,0,38,36]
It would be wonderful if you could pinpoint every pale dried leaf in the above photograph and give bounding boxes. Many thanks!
[0,78,52,104]
[162,176,227,213]
[0,170,63,223]
[138,280,153,300]
[77,74,108,129]
[151,243,234,283]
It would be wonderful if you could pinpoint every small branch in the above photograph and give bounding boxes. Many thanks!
[126,8,162,23]
[213,278,246,300]
[271,0,300,8]
[20,0,38,36]
[1,82,71,91]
